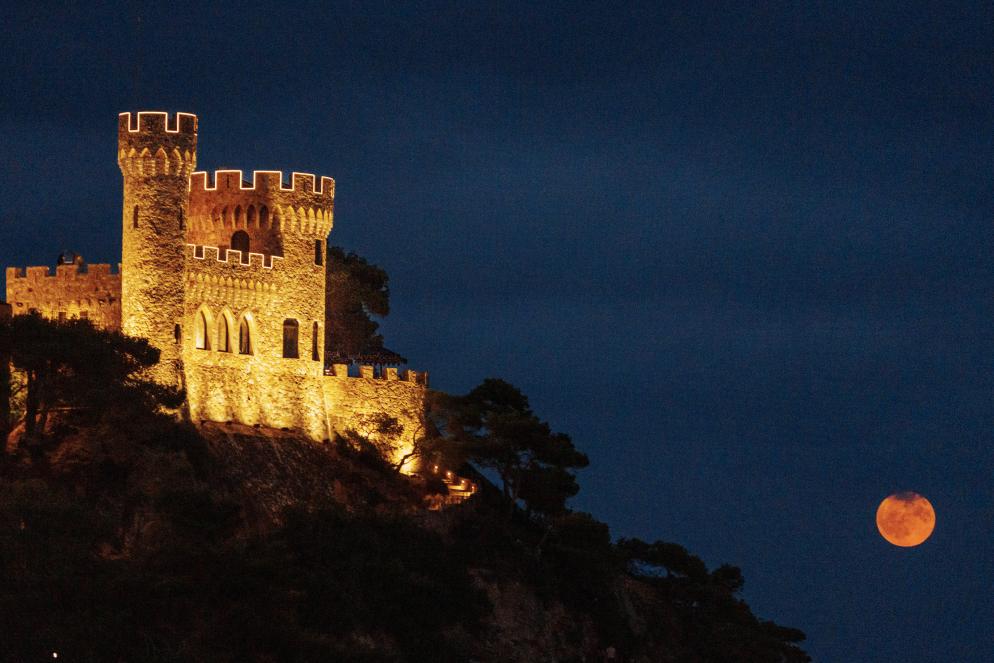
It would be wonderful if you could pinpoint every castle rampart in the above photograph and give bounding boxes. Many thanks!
[190,170,334,197]
[5,262,122,330]
[187,243,283,269]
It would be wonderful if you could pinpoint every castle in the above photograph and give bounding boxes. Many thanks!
[4,112,427,469]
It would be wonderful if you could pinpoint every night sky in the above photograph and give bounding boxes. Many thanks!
[3,2,993,660]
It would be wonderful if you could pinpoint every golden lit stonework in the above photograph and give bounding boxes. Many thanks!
[5,111,427,471]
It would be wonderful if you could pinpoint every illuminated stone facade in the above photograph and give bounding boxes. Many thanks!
[5,262,121,330]
[5,112,427,469]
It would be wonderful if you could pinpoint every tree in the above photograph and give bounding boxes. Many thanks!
[617,537,709,580]
[324,246,406,363]
[0,313,182,438]
[617,537,811,662]
[437,378,588,518]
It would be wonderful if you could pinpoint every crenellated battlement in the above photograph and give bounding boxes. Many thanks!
[186,243,283,270]
[6,263,119,281]
[188,170,334,239]
[5,261,122,330]
[190,170,334,198]
[326,363,429,386]
[118,111,198,178]
[119,111,198,136]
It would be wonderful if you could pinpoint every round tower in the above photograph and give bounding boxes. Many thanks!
[117,111,198,386]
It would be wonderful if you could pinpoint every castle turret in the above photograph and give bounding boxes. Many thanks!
[117,111,198,386]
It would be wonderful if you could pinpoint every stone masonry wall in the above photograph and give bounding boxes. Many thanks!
[323,364,428,471]
[5,263,122,329]
[182,242,328,441]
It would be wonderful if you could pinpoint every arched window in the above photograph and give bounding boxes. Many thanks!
[282,319,299,358]
[234,206,242,227]
[132,205,139,229]
[311,321,320,361]
[259,205,269,228]
[195,311,210,350]
[238,318,252,355]
[221,207,229,228]
[247,205,256,227]
[231,230,250,255]
[217,316,230,352]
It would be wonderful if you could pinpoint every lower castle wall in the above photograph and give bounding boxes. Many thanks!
[322,367,428,471]
[185,358,428,472]
[183,353,329,442]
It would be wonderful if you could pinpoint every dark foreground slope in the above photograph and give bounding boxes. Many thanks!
[0,415,808,663]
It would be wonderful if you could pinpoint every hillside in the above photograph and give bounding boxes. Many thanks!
[0,413,809,662]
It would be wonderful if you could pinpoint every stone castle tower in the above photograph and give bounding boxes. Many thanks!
[117,112,198,386]
[5,111,429,470]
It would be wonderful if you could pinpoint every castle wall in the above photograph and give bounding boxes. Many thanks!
[182,243,329,441]
[181,243,428,465]
[323,364,429,471]
[5,263,121,329]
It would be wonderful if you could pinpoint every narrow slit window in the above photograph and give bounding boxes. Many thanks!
[311,321,320,361]
[282,319,299,358]
[132,206,139,229]
[239,318,251,355]
[314,239,323,265]
[217,316,230,352]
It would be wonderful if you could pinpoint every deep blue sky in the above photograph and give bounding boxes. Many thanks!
[3,2,993,660]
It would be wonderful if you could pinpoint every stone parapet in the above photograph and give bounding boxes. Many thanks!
[325,363,428,385]
[5,262,121,329]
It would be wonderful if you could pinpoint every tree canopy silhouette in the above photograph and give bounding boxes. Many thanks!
[434,378,589,518]
[324,246,406,364]
[0,313,182,439]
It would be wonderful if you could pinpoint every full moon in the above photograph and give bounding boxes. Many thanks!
[876,492,935,547]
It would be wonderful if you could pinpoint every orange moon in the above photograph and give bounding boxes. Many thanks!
[875,492,935,547]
